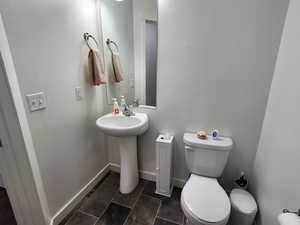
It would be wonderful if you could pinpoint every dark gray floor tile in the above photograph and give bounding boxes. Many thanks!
[96,203,130,225]
[126,220,149,225]
[65,211,97,225]
[59,214,72,225]
[183,217,187,225]
[80,181,119,217]
[59,196,86,225]
[0,187,7,198]
[125,194,160,225]
[124,220,147,225]
[0,189,17,225]
[157,187,184,224]
[112,180,145,208]
[142,181,165,199]
[102,172,120,188]
[154,218,178,225]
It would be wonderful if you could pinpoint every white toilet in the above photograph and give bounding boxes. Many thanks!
[181,133,233,225]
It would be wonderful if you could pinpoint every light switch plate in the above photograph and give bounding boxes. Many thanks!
[26,92,47,112]
[75,87,83,101]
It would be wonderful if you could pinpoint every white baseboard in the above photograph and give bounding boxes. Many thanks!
[109,163,186,188]
[50,164,110,225]
[109,163,120,173]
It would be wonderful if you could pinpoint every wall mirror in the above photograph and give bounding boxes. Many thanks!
[100,0,158,107]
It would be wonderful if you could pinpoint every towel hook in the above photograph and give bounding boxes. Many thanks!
[83,32,99,50]
[106,38,119,54]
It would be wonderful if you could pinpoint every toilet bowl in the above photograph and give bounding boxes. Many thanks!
[181,133,233,225]
[181,174,231,225]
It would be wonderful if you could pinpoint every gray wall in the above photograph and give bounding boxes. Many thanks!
[0,0,108,217]
[251,1,300,224]
[107,0,289,188]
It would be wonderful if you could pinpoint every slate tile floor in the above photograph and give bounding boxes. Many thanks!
[0,187,18,225]
[60,172,185,225]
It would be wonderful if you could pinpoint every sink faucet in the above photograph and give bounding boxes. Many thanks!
[133,98,139,108]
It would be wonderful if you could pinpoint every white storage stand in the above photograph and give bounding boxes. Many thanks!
[155,134,174,197]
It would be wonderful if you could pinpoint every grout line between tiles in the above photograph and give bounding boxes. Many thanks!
[64,211,97,225]
[79,177,120,224]
[122,210,131,225]
[122,182,146,225]
[141,193,163,202]
[156,216,182,225]
[93,217,100,225]
[77,210,99,220]
[151,196,162,225]
[111,200,131,209]
[64,212,76,225]
[153,200,162,225]
[131,182,146,207]
[98,187,119,219]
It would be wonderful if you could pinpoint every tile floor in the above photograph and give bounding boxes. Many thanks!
[60,172,185,225]
[0,187,17,225]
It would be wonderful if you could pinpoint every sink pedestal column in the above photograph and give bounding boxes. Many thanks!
[118,136,138,194]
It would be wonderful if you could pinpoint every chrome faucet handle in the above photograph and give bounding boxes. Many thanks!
[128,105,135,116]
[133,98,139,107]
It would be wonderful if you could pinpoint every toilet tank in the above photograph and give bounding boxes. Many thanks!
[183,133,233,178]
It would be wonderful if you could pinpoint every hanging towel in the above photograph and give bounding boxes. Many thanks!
[88,49,106,86]
[111,52,124,83]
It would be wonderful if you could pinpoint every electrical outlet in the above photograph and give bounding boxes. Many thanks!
[75,87,83,101]
[26,92,46,112]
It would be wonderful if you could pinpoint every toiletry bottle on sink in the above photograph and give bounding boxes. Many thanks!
[120,96,126,114]
[112,98,120,115]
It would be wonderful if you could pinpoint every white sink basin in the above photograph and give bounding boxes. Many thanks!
[96,113,149,194]
[96,113,148,137]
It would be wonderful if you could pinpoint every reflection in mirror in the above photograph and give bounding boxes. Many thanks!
[100,0,158,107]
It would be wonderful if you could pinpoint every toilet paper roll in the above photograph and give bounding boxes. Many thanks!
[278,213,300,225]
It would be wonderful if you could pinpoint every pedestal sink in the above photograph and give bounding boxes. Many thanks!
[96,113,149,193]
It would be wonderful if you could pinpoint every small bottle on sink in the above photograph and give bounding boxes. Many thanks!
[112,98,120,115]
[120,96,126,114]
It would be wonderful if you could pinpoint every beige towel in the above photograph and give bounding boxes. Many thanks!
[88,49,106,85]
[111,52,124,83]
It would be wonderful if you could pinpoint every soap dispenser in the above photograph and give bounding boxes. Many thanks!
[120,96,126,113]
[112,98,120,115]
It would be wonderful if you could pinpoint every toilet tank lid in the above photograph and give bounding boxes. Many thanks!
[183,133,233,151]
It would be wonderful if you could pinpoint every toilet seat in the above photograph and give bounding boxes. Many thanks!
[181,174,231,225]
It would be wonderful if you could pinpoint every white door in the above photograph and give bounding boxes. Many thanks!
[0,105,25,225]
[0,14,50,225]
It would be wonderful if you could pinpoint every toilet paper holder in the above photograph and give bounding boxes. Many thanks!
[283,209,300,217]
